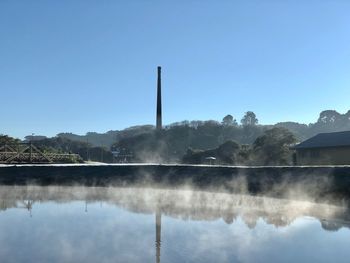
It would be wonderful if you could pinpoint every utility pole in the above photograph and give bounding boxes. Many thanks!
[86,138,89,161]
[30,133,34,163]
[100,142,103,163]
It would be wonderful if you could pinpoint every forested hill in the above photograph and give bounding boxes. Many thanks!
[52,109,350,148]
[56,125,154,148]
[5,109,349,164]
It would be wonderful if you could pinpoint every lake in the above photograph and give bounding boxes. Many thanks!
[0,185,349,263]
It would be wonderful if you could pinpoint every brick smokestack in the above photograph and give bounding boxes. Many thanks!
[156,66,162,130]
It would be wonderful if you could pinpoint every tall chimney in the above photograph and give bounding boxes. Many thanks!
[156,66,162,130]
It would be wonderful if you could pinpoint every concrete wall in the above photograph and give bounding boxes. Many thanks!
[296,147,350,165]
[1,164,350,202]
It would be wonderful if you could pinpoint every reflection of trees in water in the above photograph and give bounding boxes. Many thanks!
[19,200,34,217]
[321,220,344,232]
[0,199,17,211]
[0,198,34,217]
[0,185,349,231]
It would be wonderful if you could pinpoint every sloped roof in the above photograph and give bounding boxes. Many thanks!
[293,131,350,149]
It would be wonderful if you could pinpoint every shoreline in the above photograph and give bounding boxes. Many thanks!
[0,164,349,202]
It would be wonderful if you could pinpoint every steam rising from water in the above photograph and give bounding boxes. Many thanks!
[0,185,349,230]
[1,185,350,263]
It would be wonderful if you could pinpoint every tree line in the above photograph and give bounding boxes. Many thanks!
[54,109,350,149]
[112,109,350,164]
[2,109,350,164]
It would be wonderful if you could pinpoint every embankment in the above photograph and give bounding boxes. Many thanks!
[1,164,350,202]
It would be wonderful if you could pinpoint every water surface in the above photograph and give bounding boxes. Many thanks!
[0,186,349,263]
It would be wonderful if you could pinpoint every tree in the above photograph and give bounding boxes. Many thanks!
[222,115,237,126]
[217,140,240,164]
[274,122,308,141]
[182,148,206,164]
[0,135,21,145]
[32,137,113,162]
[345,110,350,121]
[182,140,240,165]
[251,127,296,165]
[317,110,341,124]
[24,135,47,142]
[312,110,349,134]
[241,111,258,126]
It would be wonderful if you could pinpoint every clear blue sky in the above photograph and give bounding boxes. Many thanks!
[1,0,350,139]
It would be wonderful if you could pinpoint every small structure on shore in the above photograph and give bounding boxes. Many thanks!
[293,131,350,165]
[205,156,216,165]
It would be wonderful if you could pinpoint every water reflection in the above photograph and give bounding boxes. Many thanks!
[156,209,161,263]
[0,186,349,263]
[0,185,349,230]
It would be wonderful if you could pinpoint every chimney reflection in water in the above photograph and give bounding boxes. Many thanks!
[155,209,161,263]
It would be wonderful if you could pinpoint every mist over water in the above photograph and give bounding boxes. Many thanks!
[0,185,349,263]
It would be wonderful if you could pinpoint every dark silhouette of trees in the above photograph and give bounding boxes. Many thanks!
[305,110,350,136]
[0,135,20,145]
[24,135,47,142]
[251,127,296,165]
[217,140,240,164]
[222,115,237,126]
[57,125,154,148]
[181,128,296,166]
[317,110,342,124]
[32,137,113,163]
[11,108,350,164]
[43,108,350,162]
[116,131,168,163]
[241,111,258,126]
[182,140,240,165]
[275,122,309,141]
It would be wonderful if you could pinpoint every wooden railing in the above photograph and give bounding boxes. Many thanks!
[0,143,81,164]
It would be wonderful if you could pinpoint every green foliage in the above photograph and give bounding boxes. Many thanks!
[182,140,240,165]
[241,111,258,126]
[317,110,342,124]
[24,135,47,141]
[32,137,114,163]
[13,108,350,165]
[116,132,168,163]
[0,135,21,145]
[222,115,237,126]
[182,148,203,164]
[217,140,240,164]
[113,119,266,163]
[251,127,297,165]
[57,125,154,148]
[274,122,309,141]
[182,128,296,166]
[48,109,350,155]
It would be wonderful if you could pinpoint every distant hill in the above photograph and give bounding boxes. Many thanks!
[57,125,154,148]
[17,109,350,164]
[49,109,350,149]
[8,110,350,163]
[276,110,350,140]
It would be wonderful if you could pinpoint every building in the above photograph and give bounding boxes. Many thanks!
[293,131,350,165]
